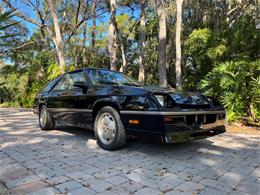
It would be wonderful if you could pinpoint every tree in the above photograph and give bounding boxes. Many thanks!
[138,0,146,84]
[119,36,127,73]
[91,0,97,54]
[116,13,137,73]
[175,0,183,90]
[2,0,108,71]
[108,0,117,70]
[46,0,66,71]
[82,1,90,65]
[2,0,66,71]
[156,0,168,87]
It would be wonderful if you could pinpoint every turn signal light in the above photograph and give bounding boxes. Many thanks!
[129,120,140,125]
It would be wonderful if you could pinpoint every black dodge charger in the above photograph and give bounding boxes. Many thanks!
[33,68,226,150]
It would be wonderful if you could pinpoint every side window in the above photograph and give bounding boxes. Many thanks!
[52,75,67,91]
[58,74,71,90]
[69,71,86,86]
[52,71,86,91]
[41,76,61,93]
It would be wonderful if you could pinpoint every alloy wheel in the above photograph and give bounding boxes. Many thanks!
[97,112,116,145]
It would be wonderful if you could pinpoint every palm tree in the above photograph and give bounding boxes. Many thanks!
[0,9,18,47]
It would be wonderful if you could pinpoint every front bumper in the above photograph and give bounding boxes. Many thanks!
[164,119,226,143]
[121,109,226,143]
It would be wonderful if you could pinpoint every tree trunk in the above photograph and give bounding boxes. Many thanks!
[175,0,183,90]
[108,0,117,71]
[46,0,66,72]
[226,0,232,24]
[156,0,168,88]
[82,19,87,65]
[82,2,89,66]
[91,0,97,54]
[119,41,126,73]
[73,46,79,67]
[138,0,146,84]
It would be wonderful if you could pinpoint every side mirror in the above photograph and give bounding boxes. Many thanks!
[73,81,88,93]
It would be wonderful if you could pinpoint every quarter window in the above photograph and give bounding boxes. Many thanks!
[40,76,61,93]
[52,71,86,91]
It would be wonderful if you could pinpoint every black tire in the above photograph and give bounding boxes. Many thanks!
[39,105,55,130]
[94,106,126,151]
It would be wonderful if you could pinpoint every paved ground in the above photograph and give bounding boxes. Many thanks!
[0,108,259,195]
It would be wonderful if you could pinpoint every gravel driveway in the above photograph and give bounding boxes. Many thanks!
[0,108,259,195]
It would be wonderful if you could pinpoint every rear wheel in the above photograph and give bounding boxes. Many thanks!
[94,106,126,151]
[39,105,55,130]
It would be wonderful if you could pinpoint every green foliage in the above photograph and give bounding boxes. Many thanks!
[116,14,136,40]
[0,32,56,107]
[200,60,260,122]
[141,13,159,85]
[185,28,212,59]
[47,63,64,80]
[184,28,228,89]
[224,14,260,60]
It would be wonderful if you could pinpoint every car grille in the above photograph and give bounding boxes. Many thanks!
[186,114,216,125]
[171,114,225,125]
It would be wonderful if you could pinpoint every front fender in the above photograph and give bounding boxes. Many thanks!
[92,96,123,110]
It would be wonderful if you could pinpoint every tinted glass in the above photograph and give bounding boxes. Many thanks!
[87,69,140,87]
[52,71,86,91]
[41,76,61,93]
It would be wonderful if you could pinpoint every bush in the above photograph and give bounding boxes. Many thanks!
[184,28,228,90]
[200,60,260,123]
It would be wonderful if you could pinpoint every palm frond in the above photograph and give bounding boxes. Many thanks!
[0,9,18,49]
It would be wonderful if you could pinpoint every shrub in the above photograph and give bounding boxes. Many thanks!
[200,60,260,123]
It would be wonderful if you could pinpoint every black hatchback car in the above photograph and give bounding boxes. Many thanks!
[33,68,226,150]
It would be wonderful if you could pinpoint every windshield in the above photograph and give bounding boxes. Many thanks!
[87,69,140,87]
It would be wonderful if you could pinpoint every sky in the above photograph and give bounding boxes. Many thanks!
[11,1,39,33]
[9,0,140,37]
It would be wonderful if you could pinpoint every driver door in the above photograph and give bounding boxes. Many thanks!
[47,70,92,127]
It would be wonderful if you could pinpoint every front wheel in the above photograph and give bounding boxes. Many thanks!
[94,106,126,151]
[39,105,55,130]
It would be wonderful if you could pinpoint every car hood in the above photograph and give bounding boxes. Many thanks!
[143,86,210,105]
